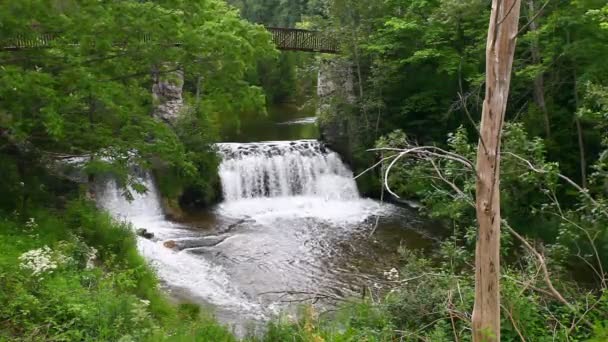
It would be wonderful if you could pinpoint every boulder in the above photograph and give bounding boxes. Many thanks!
[163,240,177,249]
[135,228,155,239]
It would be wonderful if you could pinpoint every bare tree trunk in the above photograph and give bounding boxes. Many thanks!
[573,72,588,188]
[527,0,550,138]
[472,1,522,341]
[351,31,369,128]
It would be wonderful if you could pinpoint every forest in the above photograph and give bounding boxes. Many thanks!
[1,0,608,341]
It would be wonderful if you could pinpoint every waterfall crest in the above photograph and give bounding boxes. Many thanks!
[217,140,359,201]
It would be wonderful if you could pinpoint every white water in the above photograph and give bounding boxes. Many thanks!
[217,140,359,201]
[277,117,317,125]
[94,141,396,331]
[95,174,263,316]
[216,140,388,224]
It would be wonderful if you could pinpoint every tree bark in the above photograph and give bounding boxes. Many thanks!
[573,73,587,188]
[472,1,522,341]
[527,0,550,138]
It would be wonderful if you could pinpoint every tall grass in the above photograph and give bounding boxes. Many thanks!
[0,200,235,341]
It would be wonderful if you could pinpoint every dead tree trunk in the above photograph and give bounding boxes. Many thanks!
[472,1,522,341]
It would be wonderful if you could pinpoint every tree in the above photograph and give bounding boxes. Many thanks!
[472,1,522,341]
[0,0,273,197]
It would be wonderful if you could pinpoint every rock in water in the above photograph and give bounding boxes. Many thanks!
[163,240,177,249]
[136,228,155,240]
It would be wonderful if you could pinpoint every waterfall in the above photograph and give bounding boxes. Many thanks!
[91,141,396,332]
[94,172,262,316]
[95,173,164,222]
[217,140,359,201]
[215,140,387,225]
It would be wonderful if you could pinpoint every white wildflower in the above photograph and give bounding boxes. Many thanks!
[19,246,58,276]
[86,247,98,269]
[131,299,151,323]
[24,217,38,232]
[383,268,399,281]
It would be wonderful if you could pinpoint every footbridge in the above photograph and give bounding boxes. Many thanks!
[2,27,339,54]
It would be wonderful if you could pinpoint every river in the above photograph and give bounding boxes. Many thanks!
[96,105,433,336]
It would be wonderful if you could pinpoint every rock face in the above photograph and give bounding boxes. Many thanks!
[317,58,356,163]
[317,58,356,103]
[46,155,90,184]
[152,67,184,124]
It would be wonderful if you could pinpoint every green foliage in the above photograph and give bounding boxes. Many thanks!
[368,122,608,339]
[249,245,608,341]
[317,0,608,193]
[0,0,274,196]
[162,108,222,209]
[0,201,235,341]
[227,0,321,112]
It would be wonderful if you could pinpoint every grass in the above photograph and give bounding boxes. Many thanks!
[0,200,235,342]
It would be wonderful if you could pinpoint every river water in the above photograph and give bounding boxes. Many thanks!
[96,106,432,335]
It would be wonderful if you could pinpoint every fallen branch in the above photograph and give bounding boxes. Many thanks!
[505,222,597,327]
[365,146,475,198]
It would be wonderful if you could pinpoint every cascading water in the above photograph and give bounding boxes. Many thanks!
[215,140,386,224]
[95,173,262,316]
[92,139,425,336]
[217,140,358,201]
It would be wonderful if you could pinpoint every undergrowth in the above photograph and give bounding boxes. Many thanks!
[0,200,235,342]
[247,248,608,341]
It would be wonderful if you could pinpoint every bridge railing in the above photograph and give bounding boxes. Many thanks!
[2,29,339,54]
[266,27,339,54]
[2,34,56,50]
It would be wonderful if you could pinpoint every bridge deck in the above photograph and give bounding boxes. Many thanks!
[1,28,339,54]
[267,27,338,54]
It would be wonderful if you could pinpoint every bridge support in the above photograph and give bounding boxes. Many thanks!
[152,65,184,124]
[317,58,356,162]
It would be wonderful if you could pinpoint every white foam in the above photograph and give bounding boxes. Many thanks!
[217,140,359,201]
[216,196,392,226]
[215,141,393,225]
[96,174,262,317]
[137,239,261,314]
[277,117,317,125]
